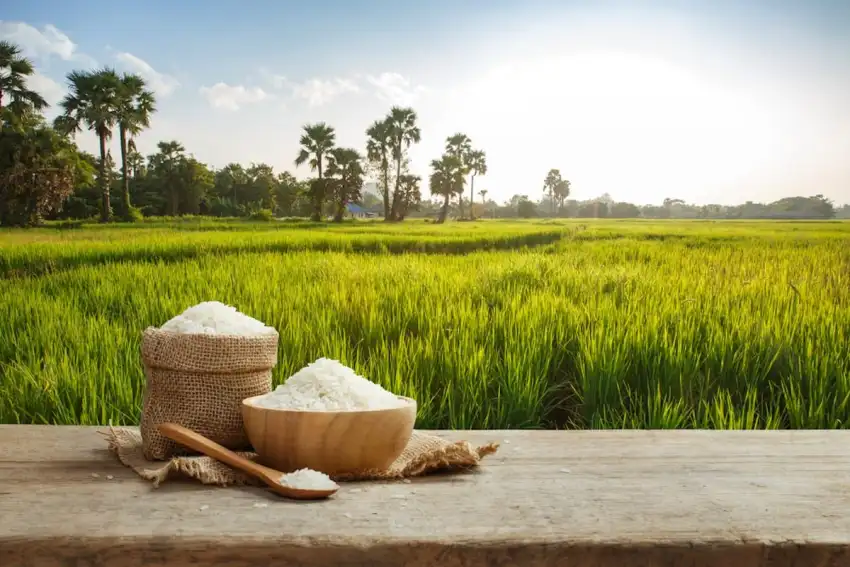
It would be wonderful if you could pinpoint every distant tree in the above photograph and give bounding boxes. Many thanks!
[641,204,670,219]
[543,169,565,216]
[395,173,421,221]
[663,197,685,214]
[179,157,214,215]
[237,163,277,212]
[56,150,100,220]
[54,68,122,222]
[148,140,186,215]
[326,147,365,222]
[126,142,145,179]
[0,41,48,118]
[365,117,393,220]
[770,194,835,219]
[429,153,465,223]
[295,122,336,221]
[516,196,537,218]
[577,200,609,218]
[445,133,472,218]
[554,178,571,215]
[478,188,489,218]
[386,107,421,220]
[115,73,155,220]
[466,149,487,218]
[274,171,302,217]
[214,163,248,203]
[0,115,89,226]
[609,201,641,218]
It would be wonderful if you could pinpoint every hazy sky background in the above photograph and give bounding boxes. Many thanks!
[3,0,849,205]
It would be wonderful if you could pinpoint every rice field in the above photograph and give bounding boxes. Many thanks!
[1,219,848,429]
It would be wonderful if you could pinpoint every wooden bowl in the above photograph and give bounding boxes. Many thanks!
[241,395,417,476]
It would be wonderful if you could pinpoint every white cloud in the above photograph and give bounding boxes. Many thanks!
[27,72,65,106]
[366,72,426,106]
[0,21,96,67]
[199,82,269,111]
[115,52,179,96]
[0,21,75,60]
[259,70,423,107]
[290,77,359,107]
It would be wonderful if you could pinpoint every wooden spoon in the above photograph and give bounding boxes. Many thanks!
[157,423,339,500]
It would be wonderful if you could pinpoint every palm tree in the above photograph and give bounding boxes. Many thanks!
[554,178,571,216]
[127,141,145,179]
[115,73,156,220]
[294,122,336,221]
[445,133,472,218]
[0,40,47,118]
[386,107,421,220]
[365,118,392,220]
[479,189,489,218]
[214,163,249,208]
[326,147,365,222]
[148,140,186,215]
[429,154,465,224]
[467,149,487,218]
[543,168,563,217]
[54,68,121,222]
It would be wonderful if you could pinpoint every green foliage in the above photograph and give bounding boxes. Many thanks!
[115,73,155,220]
[466,148,487,218]
[429,153,465,223]
[395,174,422,221]
[54,67,123,222]
[124,205,144,222]
[327,147,365,222]
[365,117,393,219]
[543,169,570,216]
[386,107,421,220]
[295,122,336,221]
[0,40,48,116]
[517,196,537,218]
[248,208,274,221]
[0,115,89,226]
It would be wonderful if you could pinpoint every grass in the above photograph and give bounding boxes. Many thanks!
[0,218,847,429]
[0,219,567,279]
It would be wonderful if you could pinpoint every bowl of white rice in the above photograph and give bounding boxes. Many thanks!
[242,358,416,476]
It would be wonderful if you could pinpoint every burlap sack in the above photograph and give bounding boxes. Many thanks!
[139,327,279,461]
[106,427,499,487]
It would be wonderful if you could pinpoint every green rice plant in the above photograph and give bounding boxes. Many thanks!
[0,219,847,429]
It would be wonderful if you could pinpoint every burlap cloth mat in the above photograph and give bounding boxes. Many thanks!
[105,427,500,487]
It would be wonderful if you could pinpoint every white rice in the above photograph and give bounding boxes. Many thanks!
[159,301,277,336]
[254,357,407,411]
[279,468,338,490]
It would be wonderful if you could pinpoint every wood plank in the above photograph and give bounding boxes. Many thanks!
[2,425,850,566]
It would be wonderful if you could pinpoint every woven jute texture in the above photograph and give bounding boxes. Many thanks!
[139,327,279,461]
[106,427,500,486]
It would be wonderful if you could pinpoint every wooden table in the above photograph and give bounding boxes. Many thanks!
[2,426,850,567]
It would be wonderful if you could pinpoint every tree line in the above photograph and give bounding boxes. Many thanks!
[1,40,843,226]
[1,40,514,226]
[487,193,844,220]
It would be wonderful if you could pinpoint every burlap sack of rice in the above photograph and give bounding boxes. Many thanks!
[107,427,499,486]
[139,327,279,461]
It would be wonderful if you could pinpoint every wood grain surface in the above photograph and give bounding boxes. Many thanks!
[2,425,850,567]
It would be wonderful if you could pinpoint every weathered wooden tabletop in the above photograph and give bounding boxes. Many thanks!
[2,426,850,567]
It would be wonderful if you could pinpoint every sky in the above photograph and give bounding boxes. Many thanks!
[2,0,849,206]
